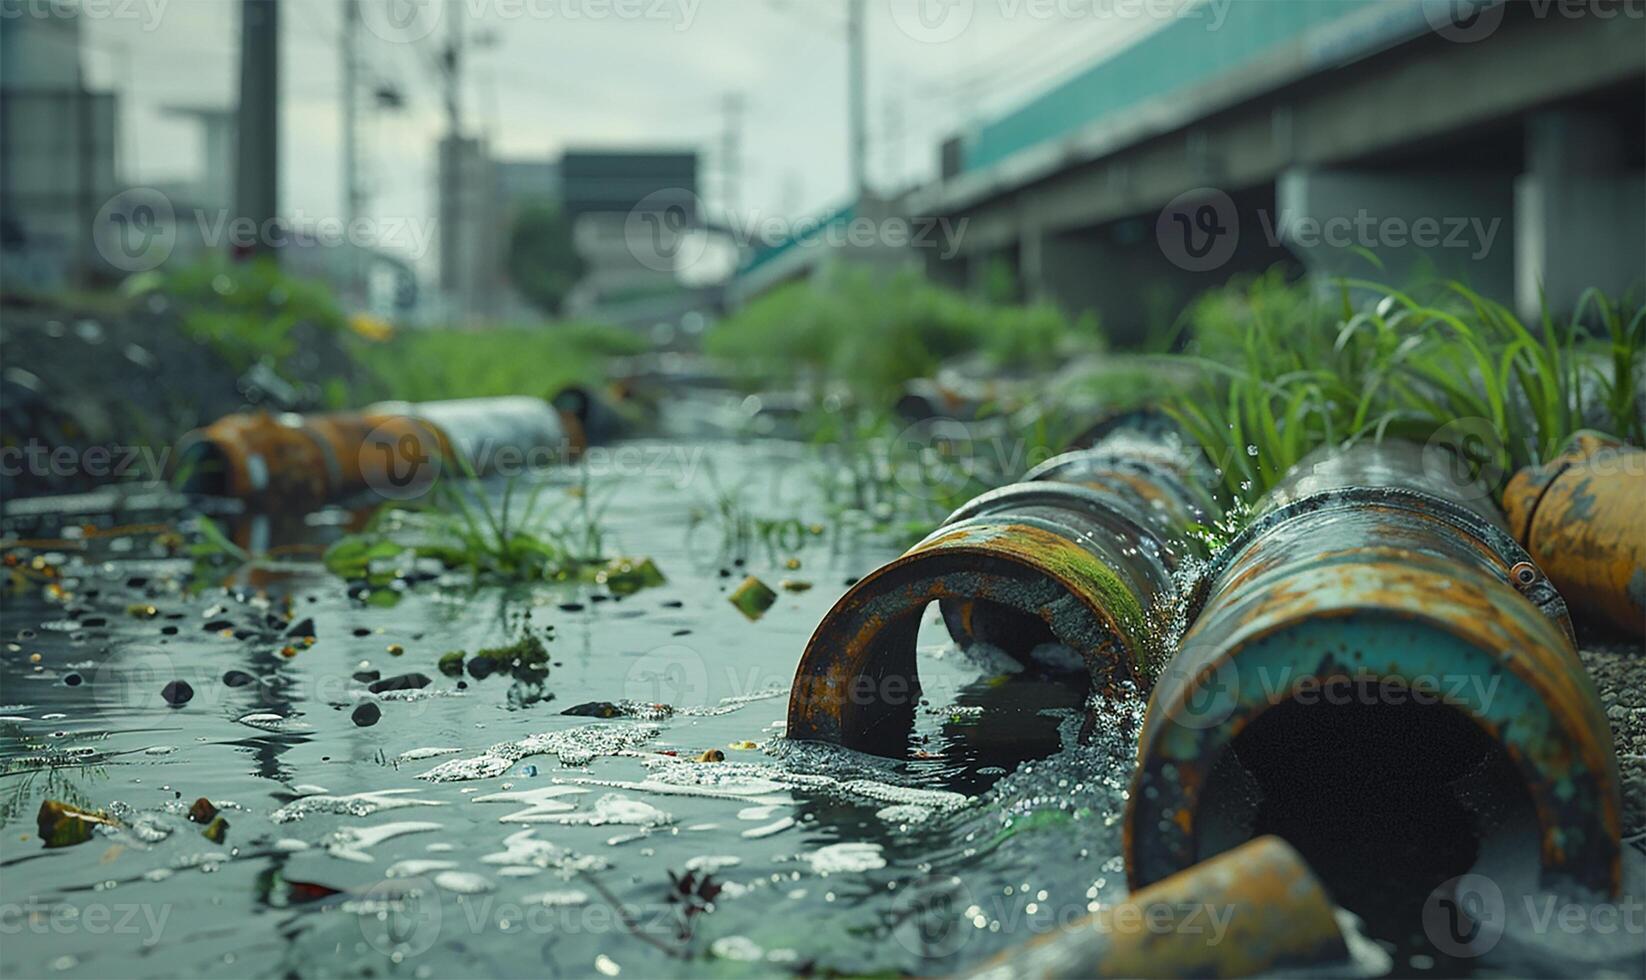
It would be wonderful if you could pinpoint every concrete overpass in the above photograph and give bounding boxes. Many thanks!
[898,0,1646,343]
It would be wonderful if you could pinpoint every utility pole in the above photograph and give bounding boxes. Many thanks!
[720,91,744,221]
[846,0,867,202]
[340,0,361,303]
[438,0,469,321]
[882,88,903,192]
[235,0,280,262]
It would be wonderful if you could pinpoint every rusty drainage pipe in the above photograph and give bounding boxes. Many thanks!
[965,835,1347,979]
[1502,433,1645,638]
[1125,439,1621,902]
[175,396,584,507]
[786,426,1216,755]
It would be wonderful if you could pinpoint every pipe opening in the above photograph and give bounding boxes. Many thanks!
[1197,692,1538,945]
[912,601,1088,791]
[174,439,231,497]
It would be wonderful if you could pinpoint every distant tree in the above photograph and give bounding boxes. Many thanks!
[506,201,584,316]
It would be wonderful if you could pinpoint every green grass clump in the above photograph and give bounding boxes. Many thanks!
[705,266,1104,404]
[1167,268,1643,502]
[354,321,646,403]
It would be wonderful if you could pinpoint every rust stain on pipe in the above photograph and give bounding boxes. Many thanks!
[1125,440,1622,899]
[966,836,1346,979]
[1503,434,1645,637]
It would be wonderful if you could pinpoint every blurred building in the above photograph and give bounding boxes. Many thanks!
[438,134,499,324]
[558,149,700,321]
[0,7,119,291]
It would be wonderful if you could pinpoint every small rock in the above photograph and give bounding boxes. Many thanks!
[386,644,405,657]
[63,672,83,687]
[286,617,315,638]
[223,670,256,687]
[438,651,465,677]
[37,800,116,848]
[563,701,623,718]
[779,579,811,593]
[188,798,218,824]
[352,702,381,727]
[368,672,430,694]
[352,669,381,683]
[697,749,725,763]
[201,815,229,843]
[162,680,194,706]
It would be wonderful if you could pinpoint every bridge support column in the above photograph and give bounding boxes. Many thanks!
[1275,169,1516,299]
[1516,109,1645,322]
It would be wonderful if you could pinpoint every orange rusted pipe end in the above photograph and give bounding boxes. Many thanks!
[1503,435,1645,637]
[966,836,1347,979]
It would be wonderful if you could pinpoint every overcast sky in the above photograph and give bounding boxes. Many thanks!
[80,0,1174,265]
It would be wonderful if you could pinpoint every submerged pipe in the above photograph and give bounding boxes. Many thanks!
[1125,440,1622,903]
[175,396,585,506]
[786,422,1215,754]
[966,836,1347,979]
[1502,433,1645,637]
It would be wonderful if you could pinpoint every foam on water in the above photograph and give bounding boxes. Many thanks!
[416,723,660,782]
[271,788,447,824]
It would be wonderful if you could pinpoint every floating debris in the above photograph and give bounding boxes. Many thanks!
[37,800,117,848]
[386,858,459,877]
[433,870,495,894]
[728,576,777,620]
[187,798,218,824]
[741,816,794,839]
[807,841,886,874]
[271,789,447,824]
[201,815,229,843]
[235,712,304,732]
[325,820,444,862]
[471,785,589,822]
[416,723,659,782]
[524,888,589,907]
[161,680,193,707]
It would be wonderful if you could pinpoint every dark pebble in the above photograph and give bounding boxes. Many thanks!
[160,626,179,635]
[563,701,622,718]
[660,600,683,608]
[162,680,194,706]
[368,672,431,694]
[352,669,381,683]
[81,617,106,628]
[558,602,585,612]
[352,627,371,637]
[202,619,233,632]
[63,672,83,687]
[467,658,495,680]
[126,577,148,588]
[223,670,255,687]
[672,629,691,636]
[287,618,315,638]
[351,702,381,727]
[590,594,610,603]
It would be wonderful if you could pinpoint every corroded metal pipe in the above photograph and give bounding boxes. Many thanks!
[1502,433,1645,637]
[966,836,1347,979]
[786,424,1215,754]
[176,396,583,506]
[1125,440,1622,899]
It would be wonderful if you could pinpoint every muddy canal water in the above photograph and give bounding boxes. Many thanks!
[0,423,1634,977]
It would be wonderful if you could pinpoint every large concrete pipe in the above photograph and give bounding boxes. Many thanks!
[1502,433,1645,637]
[1125,440,1622,915]
[786,423,1215,755]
